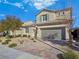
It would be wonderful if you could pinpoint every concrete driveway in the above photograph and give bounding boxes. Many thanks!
[0,45,43,59]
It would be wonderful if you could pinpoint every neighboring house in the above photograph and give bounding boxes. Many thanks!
[9,29,22,36]
[22,21,33,26]
[22,8,72,41]
[21,21,34,36]
[9,21,33,37]
[71,28,79,42]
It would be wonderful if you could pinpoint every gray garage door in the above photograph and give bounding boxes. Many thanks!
[41,27,65,40]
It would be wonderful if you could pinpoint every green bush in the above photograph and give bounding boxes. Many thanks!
[2,41,9,45]
[28,35,30,38]
[6,39,11,42]
[63,49,79,59]
[2,39,11,45]
[8,43,17,48]
[8,35,14,38]
[30,38,34,40]
[23,35,27,37]
[16,35,21,37]
[0,39,2,42]
[33,40,36,42]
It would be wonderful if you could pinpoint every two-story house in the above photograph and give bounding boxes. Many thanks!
[22,8,72,41]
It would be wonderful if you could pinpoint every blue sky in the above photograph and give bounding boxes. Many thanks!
[0,0,78,28]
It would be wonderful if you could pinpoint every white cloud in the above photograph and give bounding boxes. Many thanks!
[0,0,23,8]
[28,3,33,6]
[34,2,44,9]
[0,0,1,3]
[0,0,8,3]
[4,0,7,3]
[31,0,58,9]
[0,0,57,12]
[0,0,28,13]
[13,3,23,8]
[24,9,28,12]
[23,0,29,3]
[4,2,24,9]
[21,6,25,9]
[0,14,5,16]
[0,0,58,10]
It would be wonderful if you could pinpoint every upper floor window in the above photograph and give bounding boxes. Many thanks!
[56,12,65,16]
[41,14,48,22]
[61,12,65,16]
[56,12,60,16]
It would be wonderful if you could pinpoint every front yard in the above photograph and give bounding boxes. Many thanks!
[0,37,79,59]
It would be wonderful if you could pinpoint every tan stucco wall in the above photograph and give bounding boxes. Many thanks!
[29,27,35,38]
[9,24,70,40]
[21,28,27,36]
[65,27,70,40]
[9,30,22,36]
[22,21,33,26]
[55,10,71,20]
[36,9,71,24]
[36,11,56,23]
[36,24,70,40]
[21,27,35,37]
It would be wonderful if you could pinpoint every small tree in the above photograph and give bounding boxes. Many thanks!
[0,16,23,36]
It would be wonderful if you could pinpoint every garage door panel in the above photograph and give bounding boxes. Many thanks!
[41,27,65,40]
[42,29,62,40]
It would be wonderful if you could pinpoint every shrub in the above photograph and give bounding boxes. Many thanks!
[2,39,11,45]
[23,35,27,37]
[63,49,79,59]
[8,43,17,48]
[2,41,9,45]
[30,38,34,40]
[33,40,36,42]
[16,35,21,37]
[6,39,11,42]
[8,35,14,38]
[0,39,2,42]
[28,35,30,38]
[57,53,64,59]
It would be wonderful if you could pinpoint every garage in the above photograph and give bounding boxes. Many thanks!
[41,27,66,41]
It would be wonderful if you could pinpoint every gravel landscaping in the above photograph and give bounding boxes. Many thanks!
[11,37,63,59]
[1,37,78,59]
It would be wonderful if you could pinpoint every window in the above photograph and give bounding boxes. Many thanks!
[63,12,64,14]
[61,12,65,16]
[26,27,29,33]
[56,12,60,16]
[57,12,65,16]
[41,14,48,22]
